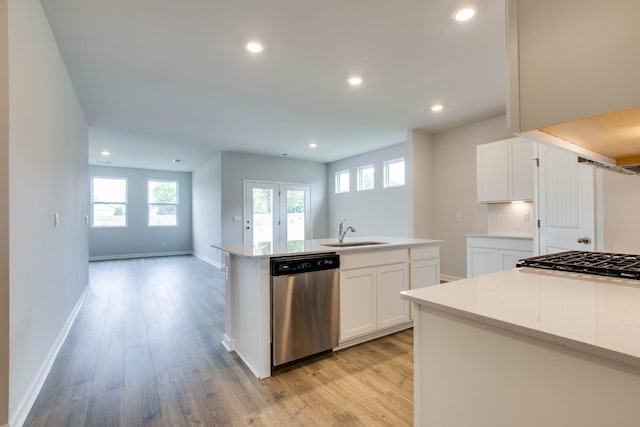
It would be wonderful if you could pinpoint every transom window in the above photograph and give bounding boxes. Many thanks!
[335,170,350,194]
[91,177,127,227]
[384,158,405,188]
[357,164,375,191]
[148,180,178,226]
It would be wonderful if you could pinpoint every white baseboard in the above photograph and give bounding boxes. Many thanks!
[192,252,224,269]
[89,250,192,261]
[440,274,463,282]
[334,322,413,351]
[221,334,235,352]
[10,285,89,427]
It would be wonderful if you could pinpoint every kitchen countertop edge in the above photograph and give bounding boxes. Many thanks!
[211,236,443,258]
[401,268,640,369]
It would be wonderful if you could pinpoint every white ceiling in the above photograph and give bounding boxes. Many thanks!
[40,0,507,171]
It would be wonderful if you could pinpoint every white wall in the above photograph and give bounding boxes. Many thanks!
[220,152,328,244]
[192,153,222,265]
[432,115,514,279]
[8,0,89,424]
[88,165,193,259]
[487,202,534,236]
[0,1,9,424]
[599,169,640,254]
[327,143,411,238]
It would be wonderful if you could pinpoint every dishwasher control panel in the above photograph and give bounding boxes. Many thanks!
[271,253,339,276]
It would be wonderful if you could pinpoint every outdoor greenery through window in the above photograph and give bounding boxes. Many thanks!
[357,164,375,191]
[92,177,127,227]
[148,180,178,226]
[335,170,350,193]
[384,158,405,188]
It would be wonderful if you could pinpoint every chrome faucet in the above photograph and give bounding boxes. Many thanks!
[338,219,356,243]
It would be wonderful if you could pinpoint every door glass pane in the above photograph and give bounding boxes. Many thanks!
[252,188,273,252]
[286,189,305,241]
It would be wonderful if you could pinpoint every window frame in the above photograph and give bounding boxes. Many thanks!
[357,164,375,191]
[147,179,179,227]
[91,176,128,228]
[383,157,406,188]
[335,169,350,194]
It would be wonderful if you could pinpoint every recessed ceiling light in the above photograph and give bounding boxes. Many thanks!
[245,41,264,53]
[431,104,444,112]
[309,142,317,148]
[100,150,110,156]
[453,7,476,22]
[348,76,363,86]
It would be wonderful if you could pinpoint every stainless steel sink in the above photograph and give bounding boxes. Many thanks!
[321,241,388,248]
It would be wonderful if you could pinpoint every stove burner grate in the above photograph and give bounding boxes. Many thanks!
[516,251,640,280]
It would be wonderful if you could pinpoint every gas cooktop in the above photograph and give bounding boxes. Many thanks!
[516,251,640,280]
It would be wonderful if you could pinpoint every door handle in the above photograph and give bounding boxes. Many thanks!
[577,237,591,244]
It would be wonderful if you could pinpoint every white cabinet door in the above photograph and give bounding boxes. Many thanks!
[376,264,410,329]
[509,138,535,201]
[339,268,377,341]
[478,138,534,203]
[477,142,509,203]
[410,259,439,289]
[467,247,499,278]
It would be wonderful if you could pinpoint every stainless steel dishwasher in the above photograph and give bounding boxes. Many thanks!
[270,252,340,369]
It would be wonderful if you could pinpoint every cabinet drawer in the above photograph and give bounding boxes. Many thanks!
[340,248,408,270]
[410,245,439,261]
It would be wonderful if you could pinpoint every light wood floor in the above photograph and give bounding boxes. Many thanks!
[24,255,413,427]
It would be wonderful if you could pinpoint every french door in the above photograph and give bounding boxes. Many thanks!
[244,181,311,252]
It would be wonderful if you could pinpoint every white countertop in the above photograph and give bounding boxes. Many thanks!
[402,268,640,368]
[212,236,442,258]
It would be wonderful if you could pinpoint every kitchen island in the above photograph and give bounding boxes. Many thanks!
[401,267,640,427]
[212,237,441,378]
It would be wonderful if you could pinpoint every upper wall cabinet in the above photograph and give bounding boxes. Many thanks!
[506,0,640,132]
[477,137,534,203]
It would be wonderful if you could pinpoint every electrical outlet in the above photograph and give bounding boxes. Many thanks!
[456,213,462,222]
[523,213,531,222]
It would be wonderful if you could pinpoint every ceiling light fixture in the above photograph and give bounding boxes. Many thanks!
[453,7,476,22]
[172,159,181,163]
[245,41,264,53]
[348,76,363,86]
[431,104,444,112]
[309,142,317,148]
[100,150,110,156]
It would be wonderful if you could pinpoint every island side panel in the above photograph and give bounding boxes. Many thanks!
[222,252,235,351]
[233,255,272,378]
[414,306,640,427]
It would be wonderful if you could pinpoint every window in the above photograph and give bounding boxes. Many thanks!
[148,180,178,226]
[357,164,375,191]
[384,158,405,188]
[91,177,127,227]
[335,170,350,193]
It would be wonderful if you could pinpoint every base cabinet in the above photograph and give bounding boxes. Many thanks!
[467,236,533,278]
[339,249,410,343]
